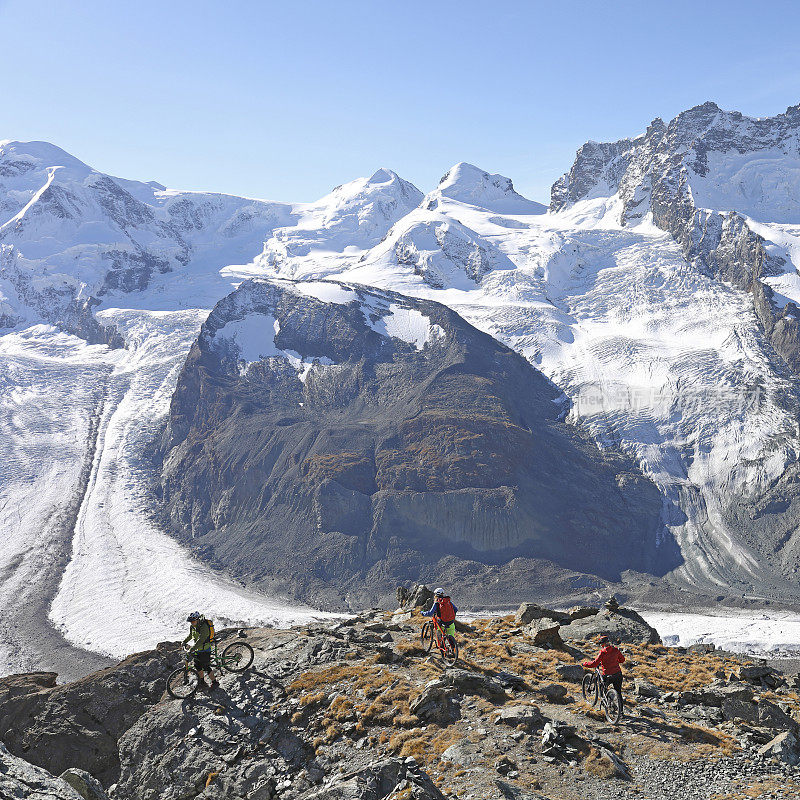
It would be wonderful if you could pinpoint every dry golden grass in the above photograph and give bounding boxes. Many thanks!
[584,748,618,779]
[570,699,606,721]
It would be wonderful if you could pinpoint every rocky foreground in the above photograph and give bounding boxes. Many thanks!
[2,595,800,800]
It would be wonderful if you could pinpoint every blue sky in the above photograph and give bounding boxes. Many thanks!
[2,0,799,203]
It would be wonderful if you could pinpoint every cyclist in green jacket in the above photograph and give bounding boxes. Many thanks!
[183,611,218,689]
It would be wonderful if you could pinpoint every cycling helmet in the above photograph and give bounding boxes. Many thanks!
[187,611,201,622]
[434,588,444,597]
[599,635,610,644]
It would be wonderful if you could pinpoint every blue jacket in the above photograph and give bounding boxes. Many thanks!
[422,599,457,619]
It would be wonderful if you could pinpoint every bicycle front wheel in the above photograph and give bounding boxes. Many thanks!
[443,635,459,666]
[604,688,622,723]
[167,666,200,699]
[421,622,434,653]
[581,673,598,706]
[220,641,254,672]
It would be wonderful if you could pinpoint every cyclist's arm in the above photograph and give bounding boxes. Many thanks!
[452,602,458,616]
[421,602,439,618]
[582,653,601,669]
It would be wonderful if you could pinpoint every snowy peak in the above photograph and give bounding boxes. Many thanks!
[320,167,423,221]
[552,101,800,225]
[255,169,423,278]
[0,139,94,181]
[431,162,545,214]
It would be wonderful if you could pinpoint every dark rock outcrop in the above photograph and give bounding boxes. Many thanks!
[0,643,180,785]
[158,278,675,608]
[0,742,84,800]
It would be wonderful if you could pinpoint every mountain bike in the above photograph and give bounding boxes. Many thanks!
[421,616,459,666]
[167,635,255,699]
[581,667,622,723]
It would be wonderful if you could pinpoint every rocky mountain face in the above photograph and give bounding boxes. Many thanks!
[551,102,800,371]
[550,102,800,590]
[2,608,800,800]
[157,278,671,608]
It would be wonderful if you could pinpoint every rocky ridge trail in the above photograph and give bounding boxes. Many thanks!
[2,597,800,799]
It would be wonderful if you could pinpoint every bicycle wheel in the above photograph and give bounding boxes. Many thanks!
[604,688,622,724]
[443,635,459,666]
[581,673,598,706]
[220,641,254,672]
[167,666,200,699]
[421,622,434,652]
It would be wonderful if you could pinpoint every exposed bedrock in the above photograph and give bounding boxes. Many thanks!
[157,278,678,608]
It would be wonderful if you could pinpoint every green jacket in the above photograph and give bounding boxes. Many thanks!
[183,618,213,653]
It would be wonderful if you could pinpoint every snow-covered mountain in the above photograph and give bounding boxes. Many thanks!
[4,103,800,675]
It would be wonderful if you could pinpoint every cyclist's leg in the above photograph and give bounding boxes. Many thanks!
[444,622,456,638]
[194,650,212,685]
[608,672,624,714]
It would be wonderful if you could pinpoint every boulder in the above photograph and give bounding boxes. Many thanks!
[681,705,723,724]
[555,664,586,683]
[559,608,660,645]
[390,610,412,626]
[566,606,599,621]
[527,618,563,648]
[493,704,545,731]
[406,585,435,610]
[680,681,753,708]
[304,758,445,799]
[441,744,478,767]
[514,603,568,626]
[58,769,109,800]
[758,730,800,766]
[0,742,83,800]
[687,643,716,655]
[758,699,797,731]
[409,683,459,723]
[438,669,507,701]
[539,683,569,703]
[721,696,759,724]
[634,679,662,699]
[739,664,773,681]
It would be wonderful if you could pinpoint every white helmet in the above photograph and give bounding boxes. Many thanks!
[434,587,444,597]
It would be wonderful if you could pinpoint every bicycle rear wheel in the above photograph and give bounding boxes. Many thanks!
[604,688,622,723]
[167,666,200,699]
[581,673,598,706]
[220,642,254,672]
[443,635,459,666]
[421,622,434,652]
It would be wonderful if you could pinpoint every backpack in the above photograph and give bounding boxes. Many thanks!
[437,597,455,623]
[198,617,215,649]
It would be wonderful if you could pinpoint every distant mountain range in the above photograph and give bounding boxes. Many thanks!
[3,102,800,669]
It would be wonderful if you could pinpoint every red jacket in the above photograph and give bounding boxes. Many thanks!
[583,645,625,676]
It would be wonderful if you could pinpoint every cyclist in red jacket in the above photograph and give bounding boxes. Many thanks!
[422,588,458,637]
[582,635,626,716]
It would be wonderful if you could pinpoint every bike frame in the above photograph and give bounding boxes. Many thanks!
[430,616,450,654]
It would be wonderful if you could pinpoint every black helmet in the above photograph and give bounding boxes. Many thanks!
[187,611,201,622]
[599,635,610,644]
